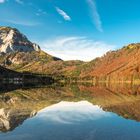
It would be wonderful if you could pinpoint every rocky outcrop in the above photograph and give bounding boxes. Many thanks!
[0,27,40,53]
[0,27,62,70]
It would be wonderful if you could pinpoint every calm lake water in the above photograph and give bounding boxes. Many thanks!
[0,84,140,140]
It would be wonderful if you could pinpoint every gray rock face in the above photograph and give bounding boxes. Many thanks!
[0,27,40,53]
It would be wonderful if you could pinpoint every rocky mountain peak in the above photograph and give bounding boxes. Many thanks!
[0,26,40,53]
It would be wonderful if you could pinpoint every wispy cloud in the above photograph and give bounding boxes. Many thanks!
[15,0,23,4]
[0,0,5,3]
[55,7,71,21]
[87,0,103,32]
[41,36,116,61]
[36,9,47,16]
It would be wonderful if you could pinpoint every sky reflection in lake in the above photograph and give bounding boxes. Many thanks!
[1,100,140,140]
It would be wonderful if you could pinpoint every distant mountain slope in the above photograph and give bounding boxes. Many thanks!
[17,60,83,77]
[72,44,140,82]
[0,51,83,77]
[0,50,61,69]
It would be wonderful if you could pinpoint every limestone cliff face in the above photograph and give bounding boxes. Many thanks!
[0,27,40,53]
[0,27,62,68]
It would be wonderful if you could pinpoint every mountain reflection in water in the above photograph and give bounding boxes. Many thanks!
[0,84,140,140]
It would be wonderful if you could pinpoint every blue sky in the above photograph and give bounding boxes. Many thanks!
[0,0,140,61]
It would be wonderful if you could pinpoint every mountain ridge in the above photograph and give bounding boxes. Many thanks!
[0,26,140,83]
[0,26,62,72]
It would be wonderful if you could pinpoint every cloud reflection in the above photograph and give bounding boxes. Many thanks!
[37,101,111,124]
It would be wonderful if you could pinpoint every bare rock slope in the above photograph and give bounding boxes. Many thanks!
[0,26,40,53]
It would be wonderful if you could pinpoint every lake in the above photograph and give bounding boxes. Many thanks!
[0,83,140,140]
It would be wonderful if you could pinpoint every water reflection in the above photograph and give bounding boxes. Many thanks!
[0,101,140,140]
[0,108,36,132]
[37,101,111,124]
[0,83,140,139]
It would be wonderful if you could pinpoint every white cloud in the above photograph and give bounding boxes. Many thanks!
[87,0,103,32]
[41,36,116,61]
[15,0,23,4]
[56,7,71,21]
[0,0,5,3]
